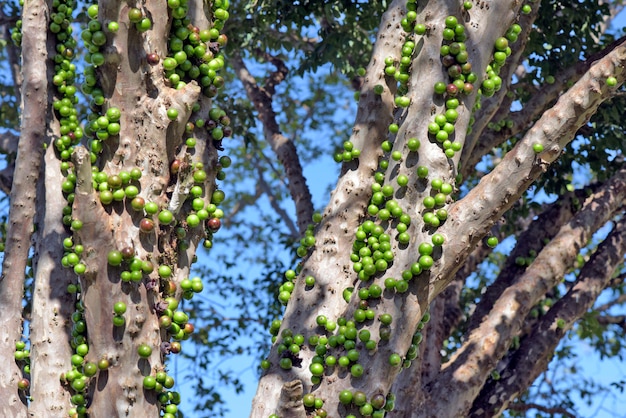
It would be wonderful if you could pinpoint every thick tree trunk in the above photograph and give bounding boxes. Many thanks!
[0,0,50,416]
[251,0,626,416]
[29,143,76,416]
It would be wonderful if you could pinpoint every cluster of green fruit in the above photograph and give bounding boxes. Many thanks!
[333,140,361,163]
[336,389,396,418]
[275,212,323,304]
[162,0,229,105]
[49,0,83,163]
[427,16,475,159]
[32,0,233,415]
[14,341,30,392]
[154,294,194,351]
[269,316,376,378]
[81,5,113,68]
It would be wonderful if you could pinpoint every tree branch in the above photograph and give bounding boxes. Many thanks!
[595,294,626,313]
[507,402,576,418]
[28,144,75,416]
[466,187,592,334]
[425,166,626,417]
[437,37,626,301]
[232,53,314,234]
[469,215,626,416]
[0,131,19,155]
[0,0,49,415]
[256,164,299,239]
[461,0,540,173]
[462,34,626,177]
[0,8,23,102]
[596,314,626,331]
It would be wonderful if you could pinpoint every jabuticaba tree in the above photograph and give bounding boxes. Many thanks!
[0,0,232,416]
[250,1,626,417]
[0,0,624,417]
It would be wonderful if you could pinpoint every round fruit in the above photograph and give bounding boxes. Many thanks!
[143,376,156,390]
[339,390,353,405]
[158,210,174,225]
[309,362,324,376]
[389,353,401,366]
[97,358,110,370]
[113,301,127,315]
[137,344,152,358]
[166,108,179,121]
[107,250,123,266]
[128,8,143,23]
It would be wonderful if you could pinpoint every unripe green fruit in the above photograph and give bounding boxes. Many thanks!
[486,236,499,248]
[137,343,152,358]
[113,302,127,315]
[166,108,179,120]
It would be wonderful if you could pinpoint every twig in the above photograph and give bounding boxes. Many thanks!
[508,402,576,418]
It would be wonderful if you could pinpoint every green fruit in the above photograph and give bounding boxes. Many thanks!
[339,390,353,405]
[143,376,157,390]
[107,250,123,266]
[486,236,499,248]
[309,362,324,376]
[419,255,434,269]
[158,265,172,278]
[76,343,89,357]
[418,242,433,256]
[137,344,152,358]
[136,18,152,32]
[113,302,127,315]
[389,353,401,366]
[532,143,544,153]
[128,8,143,23]
[494,37,508,51]
[444,16,458,29]
[166,108,179,120]
[350,364,364,377]
[158,210,174,224]
[432,233,445,246]
[279,358,292,369]
[97,358,110,370]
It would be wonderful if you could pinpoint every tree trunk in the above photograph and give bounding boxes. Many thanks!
[250,0,626,416]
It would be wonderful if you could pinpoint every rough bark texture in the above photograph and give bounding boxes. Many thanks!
[251,1,522,416]
[466,188,593,334]
[0,0,49,416]
[462,32,626,179]
[63,1,215,415]
[28,129,76,416]
[423,167,626,417]
[470,215,626,416]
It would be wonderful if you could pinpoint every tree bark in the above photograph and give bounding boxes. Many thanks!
[251,1,626,416]
[470,214,626,416]
[0,0,49,415]
[29,144,76,416]
[423,166,626,417]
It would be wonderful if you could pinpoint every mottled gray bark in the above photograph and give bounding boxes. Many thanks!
[0,0,49,416]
